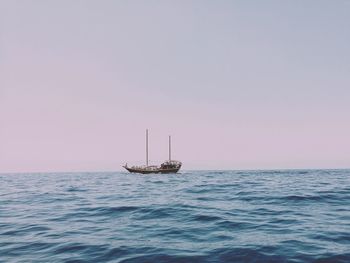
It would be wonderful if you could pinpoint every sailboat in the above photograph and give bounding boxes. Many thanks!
[123,130,182,174]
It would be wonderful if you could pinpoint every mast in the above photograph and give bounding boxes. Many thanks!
[146,129,149,166]
[169,135,171,161]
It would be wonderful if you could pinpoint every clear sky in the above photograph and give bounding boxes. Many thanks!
[1,0,349,172]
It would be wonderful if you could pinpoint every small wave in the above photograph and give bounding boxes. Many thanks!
[216,220,255,230]
[118,253,206,263]
[135,206,189,220]
[208,247,286,263]
[186,186,228,194]
[82,205,139,216]
[250,207,281,216]
[3,242,58,257]
[54,243,108,255]
[313,253,350,263]
[278,194,340,203]
[310,232,350,244]
[49,206,140,222]
[1,225,51,236]
[66,187,87,192]
[192,214,222,222]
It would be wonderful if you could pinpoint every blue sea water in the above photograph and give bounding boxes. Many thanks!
[0,170,350,263]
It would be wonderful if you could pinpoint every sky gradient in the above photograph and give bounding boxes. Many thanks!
[1,0,350,172]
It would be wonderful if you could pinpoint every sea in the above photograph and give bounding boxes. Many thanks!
[1,170,349,263]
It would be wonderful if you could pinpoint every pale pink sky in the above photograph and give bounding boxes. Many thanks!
[1,1,349,172]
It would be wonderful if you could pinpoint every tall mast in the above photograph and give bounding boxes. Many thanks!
[169,135,171,161]
[146,129,149,166]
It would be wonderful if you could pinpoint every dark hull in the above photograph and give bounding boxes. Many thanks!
[158,167,181,174]
[123,167,159,174]
[123,166,181,174]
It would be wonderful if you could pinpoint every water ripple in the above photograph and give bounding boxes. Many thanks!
[1,170,350,262]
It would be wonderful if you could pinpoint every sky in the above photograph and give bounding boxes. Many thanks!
[1,0,349,172]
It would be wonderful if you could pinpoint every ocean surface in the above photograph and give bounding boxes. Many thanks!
[1,170,350,263]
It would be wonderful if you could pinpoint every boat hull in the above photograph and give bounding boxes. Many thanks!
[123,167,159,174]
[158,167,181,174]
[123,166,181,174]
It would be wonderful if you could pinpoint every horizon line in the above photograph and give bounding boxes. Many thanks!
[1,167,349,175]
